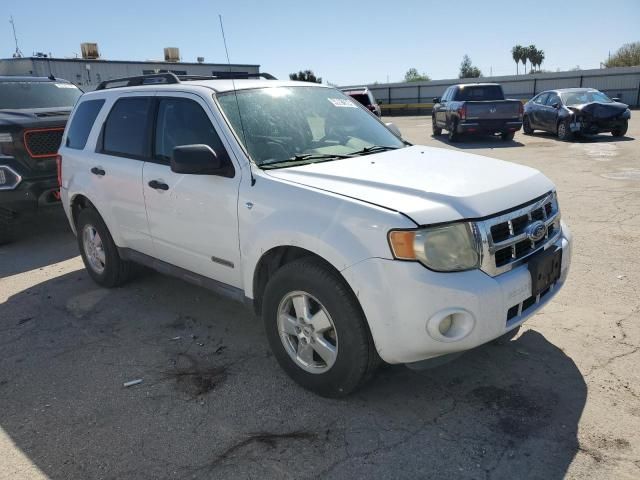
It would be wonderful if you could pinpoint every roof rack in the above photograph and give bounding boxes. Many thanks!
[95,72,277,90]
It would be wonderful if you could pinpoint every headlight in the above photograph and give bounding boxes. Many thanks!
[388,223,480,272]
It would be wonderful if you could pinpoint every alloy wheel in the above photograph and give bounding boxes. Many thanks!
[277,291,338,374]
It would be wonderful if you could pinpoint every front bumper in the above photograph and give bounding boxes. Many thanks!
[574,117,627,134]
[458,120,522,134]
[0,175,60,223]
[342,222,572,364]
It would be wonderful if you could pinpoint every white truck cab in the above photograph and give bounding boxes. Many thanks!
[58,73,572,397]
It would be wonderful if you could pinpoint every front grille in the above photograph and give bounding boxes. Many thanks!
[24,128,64,158]
[477,192,561,276]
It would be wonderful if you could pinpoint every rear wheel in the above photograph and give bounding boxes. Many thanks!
[557,119,573,141]
[432,116,442,136]
[262,257,379,397]
[522,115,534,134]
[448,120,459,142]
[612,120,628,137]
[76,208,131,287]
[501,131,515,141]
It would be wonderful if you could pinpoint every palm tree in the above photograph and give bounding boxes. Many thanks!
[525,45,537,73]
[536,49,545,72]
[512,45,523,74]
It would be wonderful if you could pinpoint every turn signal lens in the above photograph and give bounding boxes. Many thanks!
[388,231,416,260]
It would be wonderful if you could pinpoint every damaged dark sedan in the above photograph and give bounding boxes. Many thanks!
[523,88,631,141]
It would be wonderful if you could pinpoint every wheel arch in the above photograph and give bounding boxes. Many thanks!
[251,245,348,316]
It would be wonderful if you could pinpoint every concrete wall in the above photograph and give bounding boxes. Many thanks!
[342,66,640,114]
[0,58,260,90]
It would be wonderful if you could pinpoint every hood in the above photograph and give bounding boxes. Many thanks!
[0,107,71,128]
[265,145,554,225]
[568,101,628,119]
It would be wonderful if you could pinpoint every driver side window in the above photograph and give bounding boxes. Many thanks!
[154,97,227,163]
[545,94,560,107]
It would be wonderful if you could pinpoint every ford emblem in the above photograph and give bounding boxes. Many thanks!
[526,221,547,242]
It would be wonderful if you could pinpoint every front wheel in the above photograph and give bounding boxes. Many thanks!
[612,120,628,137]
[432,117,442,136]
[557,119,573,141]
[262,258,379,397]
[522,115,534,134]
[76,207,131,287]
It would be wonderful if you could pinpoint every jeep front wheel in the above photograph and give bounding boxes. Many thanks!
[262,258,379,397]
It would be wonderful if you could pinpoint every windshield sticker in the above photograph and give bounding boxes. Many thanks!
[54,83,77,88]
[328,98,357,108]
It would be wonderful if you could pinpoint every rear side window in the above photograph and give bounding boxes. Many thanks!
[454,86,504,101]
[102,97,152,158]
[66,99,104,150]
[545,93,560,106]
[533,93,548,105]
[154,97,227,161]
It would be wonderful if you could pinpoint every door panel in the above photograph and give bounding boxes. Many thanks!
[142,93,242,288]
[85,94,155,254]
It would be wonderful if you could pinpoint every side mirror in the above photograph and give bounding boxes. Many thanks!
[385,122,402,138]
[612,97,620,102]
[171,144,226,175]
[551,102,560,109]
[433,97,441,103]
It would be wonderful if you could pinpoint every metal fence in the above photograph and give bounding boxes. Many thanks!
[341,66,640,115]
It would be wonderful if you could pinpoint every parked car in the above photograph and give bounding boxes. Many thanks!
[59,73,572,397]
[432,83,523,142]
[523,88,631,140]
[341,87,382,117]
[0,75,82,244]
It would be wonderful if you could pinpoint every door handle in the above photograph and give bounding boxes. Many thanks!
[148,180,169,191]
[91,167,105,176]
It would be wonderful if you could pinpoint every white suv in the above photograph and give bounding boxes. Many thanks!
[59,73,572,397]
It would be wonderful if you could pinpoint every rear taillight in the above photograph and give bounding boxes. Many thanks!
[518,102,524,118]
[56,154,62,188]
[458,104,467,120]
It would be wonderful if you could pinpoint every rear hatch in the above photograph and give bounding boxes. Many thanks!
[466,101,521,120]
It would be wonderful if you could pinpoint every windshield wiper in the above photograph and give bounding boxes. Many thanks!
[348,145,401,156]
[261,153,353,169]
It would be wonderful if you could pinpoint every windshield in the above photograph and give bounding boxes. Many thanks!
[561,90,613,106]
[0,81,82,110]
[217,86,403,166]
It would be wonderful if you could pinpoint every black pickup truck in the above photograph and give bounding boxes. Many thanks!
[0,76,82,244]
[432,83,523,142]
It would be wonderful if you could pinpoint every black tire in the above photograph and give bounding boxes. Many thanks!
[448,120,459,142]
[522,115,534,134]
[557,119,573,141]
[612,120,628,137]
[432,116,442,136]
[262,257,379,397]
[0,223,13,246]
[501,131,515,141]
[492,326,521,345]
[76,207,131,288]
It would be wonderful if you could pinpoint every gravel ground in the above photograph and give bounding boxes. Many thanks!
[1,117,639,480]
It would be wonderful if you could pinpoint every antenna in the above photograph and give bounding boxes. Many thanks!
[9,16,23,58]
[219,14,255,186]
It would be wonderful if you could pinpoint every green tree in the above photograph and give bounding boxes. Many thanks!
[604,42,640,67]
[511,45,524,75]
[528,48,545,73]
[458,54,482,78]
[404,68,430,82]
[289,70,322,83]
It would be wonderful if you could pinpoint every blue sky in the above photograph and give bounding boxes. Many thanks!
[3,0,639,85]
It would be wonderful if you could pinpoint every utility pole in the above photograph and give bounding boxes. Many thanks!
[9,16,23,58]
